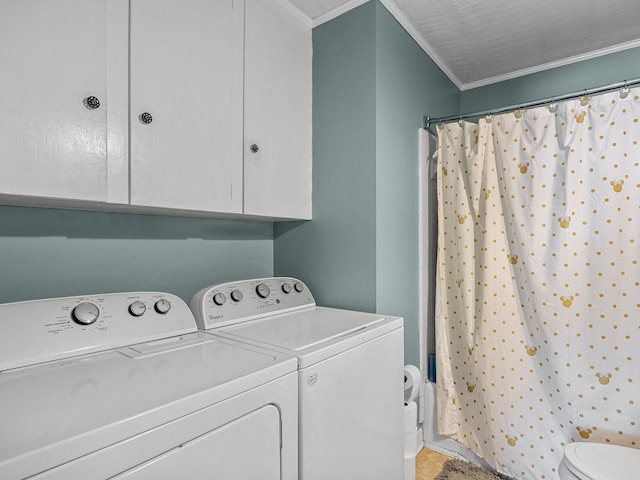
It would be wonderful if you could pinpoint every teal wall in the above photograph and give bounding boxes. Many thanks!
[0,205,273,304]
[374,2,458,365]
[274,2,378,313]
[274,1,459,366]
[461,46,640,113]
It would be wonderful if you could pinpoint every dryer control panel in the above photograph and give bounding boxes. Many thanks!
[189,277,316,330]
[0,292,197,371]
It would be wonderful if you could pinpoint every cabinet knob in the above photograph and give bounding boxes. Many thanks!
[138,112,153,125]
[83,96,101,110]
[250,143,259,153]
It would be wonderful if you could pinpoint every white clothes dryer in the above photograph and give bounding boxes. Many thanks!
[190,277,405,480]
[0,291,298,480]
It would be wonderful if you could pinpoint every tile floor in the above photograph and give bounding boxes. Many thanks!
[416,448,452,480]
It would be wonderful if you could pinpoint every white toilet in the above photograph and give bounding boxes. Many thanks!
[559,442,640,480]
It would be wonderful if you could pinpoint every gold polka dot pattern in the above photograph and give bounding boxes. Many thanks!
[435,88,640,480]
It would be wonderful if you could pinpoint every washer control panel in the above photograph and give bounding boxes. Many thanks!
[189,277,316,330]
[0,292,197,371]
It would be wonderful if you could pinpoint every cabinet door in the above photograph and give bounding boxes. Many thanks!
[244,0,312,220]
[0,0,110,202]
[129,0,243,214]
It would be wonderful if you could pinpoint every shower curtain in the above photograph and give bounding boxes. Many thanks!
[436,88,640,480]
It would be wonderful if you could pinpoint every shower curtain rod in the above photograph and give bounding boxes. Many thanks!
[423,76,640,130]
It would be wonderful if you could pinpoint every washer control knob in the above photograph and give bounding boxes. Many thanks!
[256,283,271,299]
[72,302,100,325]
[213,293,227,306]
[154,299,171,314]
[128,301,146,317]
[230,290,243,302]
[294,282,304,293]
[281,283,292,294]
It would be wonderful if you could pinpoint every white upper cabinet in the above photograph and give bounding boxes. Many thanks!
[129,0,243,214]
[0,0,114,203]
[0,0,311,220]
[244,0,312,220]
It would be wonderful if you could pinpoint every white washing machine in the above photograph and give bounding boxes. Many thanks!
[190,277,405,480]
[0,291,298,480]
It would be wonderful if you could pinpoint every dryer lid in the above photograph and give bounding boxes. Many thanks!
[563,442,640,480]
[0,333,296,479]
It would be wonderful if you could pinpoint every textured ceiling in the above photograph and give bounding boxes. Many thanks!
[286,0,640,89]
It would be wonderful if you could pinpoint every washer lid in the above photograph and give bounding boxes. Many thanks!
[563,442,640,480]
[216,306,403,368]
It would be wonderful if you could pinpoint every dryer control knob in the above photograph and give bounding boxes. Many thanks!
[154,299,171,314]
[256,283,271,299]
[230,290,243,302]
[213,293,227,306]
[128,301,146,317]
[294,282,304,293]
[281,283,292,294]
[72,302,100,325]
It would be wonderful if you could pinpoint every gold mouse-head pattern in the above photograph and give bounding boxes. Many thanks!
[576,427,594,439]
[610,179,624,192]
[560,295,574,308]
[505,435,519,447]
[436,88,640,480]
[558,216,571,229]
